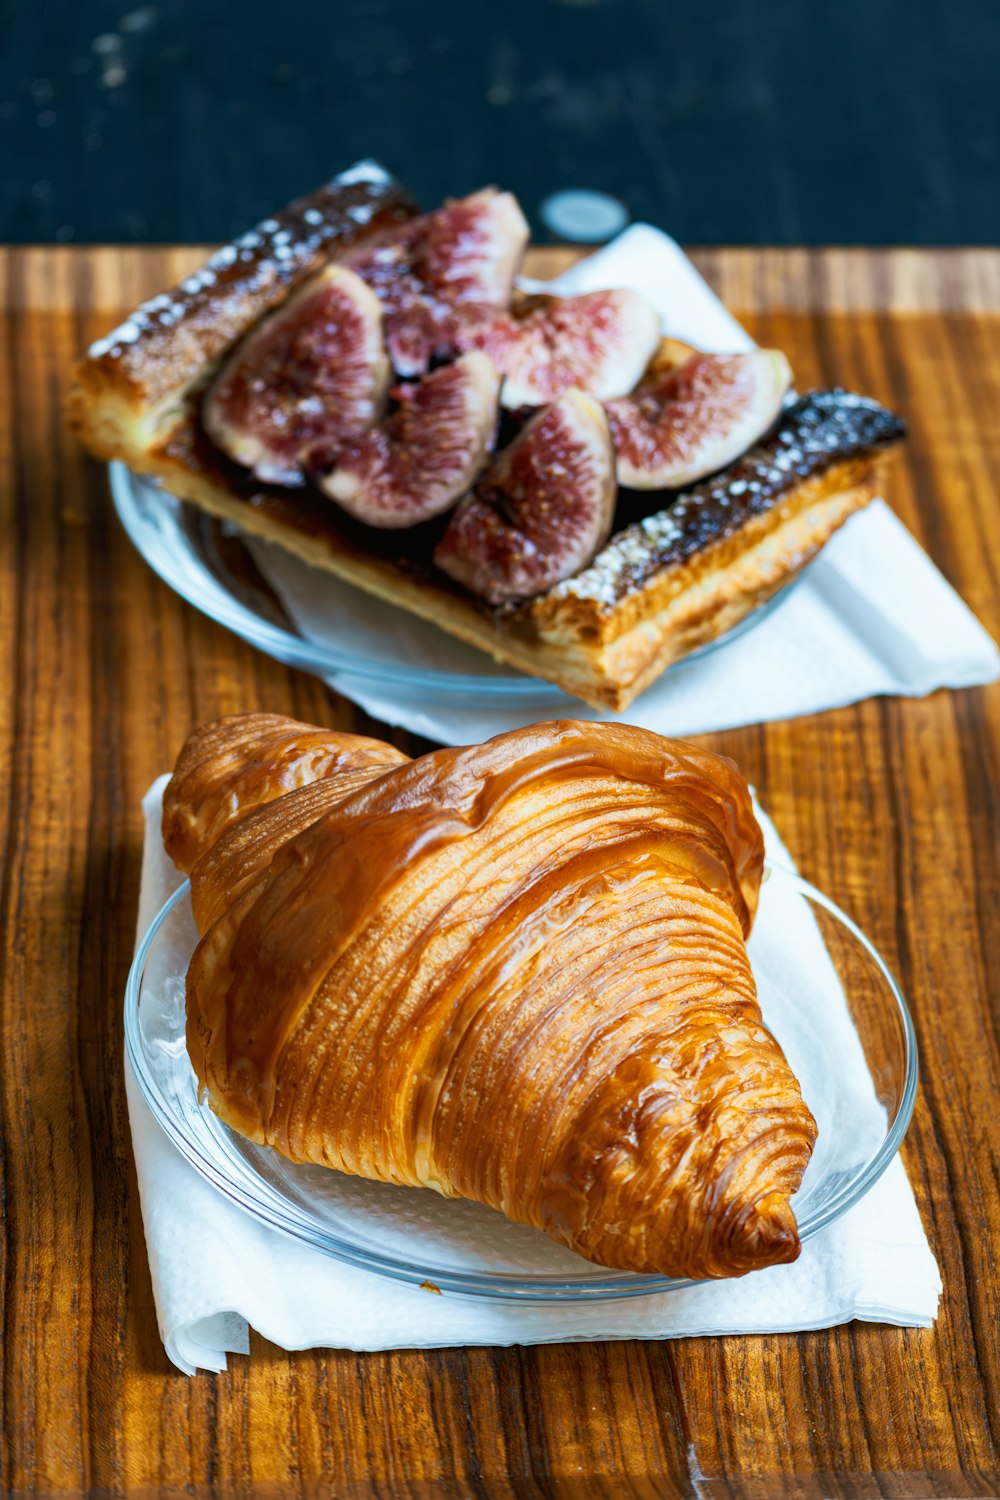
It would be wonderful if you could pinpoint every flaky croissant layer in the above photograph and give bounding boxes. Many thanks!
[163,713,817,1280]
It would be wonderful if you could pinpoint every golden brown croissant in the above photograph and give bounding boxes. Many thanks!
[163,713,817,1279]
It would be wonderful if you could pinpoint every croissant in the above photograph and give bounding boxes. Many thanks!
[163,713,817,1279]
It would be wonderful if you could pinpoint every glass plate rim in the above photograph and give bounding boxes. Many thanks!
[124,863,919,1302]
[109,461,801,702]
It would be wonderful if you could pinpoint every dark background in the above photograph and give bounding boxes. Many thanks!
[2,0,998,246]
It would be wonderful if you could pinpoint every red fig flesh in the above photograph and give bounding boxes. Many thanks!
[203,265,389,486]
[434,389,616,605]
[461,289,661,410]
[347,188,529,376]
[310,352,501,528]
[606,344,793,489]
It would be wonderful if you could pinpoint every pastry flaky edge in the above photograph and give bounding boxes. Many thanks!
[163,712,819,1281]
[70,162,905,711]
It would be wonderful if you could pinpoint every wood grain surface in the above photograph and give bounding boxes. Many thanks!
[1,246,998,1498]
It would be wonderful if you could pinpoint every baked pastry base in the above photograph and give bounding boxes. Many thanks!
[97,436,885,710]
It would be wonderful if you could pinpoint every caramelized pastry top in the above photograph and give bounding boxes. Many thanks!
[548,390,906,609]
[81,162,414,411]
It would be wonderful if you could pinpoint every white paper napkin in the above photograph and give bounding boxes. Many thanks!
[240,223,998,745]
[126,777,941,1374]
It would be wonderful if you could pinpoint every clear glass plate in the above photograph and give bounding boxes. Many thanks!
[109,463,799,709]
[124,861,917,1302]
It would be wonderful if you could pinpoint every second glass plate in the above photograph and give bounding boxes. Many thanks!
[125,861,917,1302]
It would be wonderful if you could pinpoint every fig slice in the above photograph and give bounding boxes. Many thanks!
[203,264,390,486]
[309,352,501,528]
[346,188,529,376]
[461,289,661,410]
[434,389,616,605]
[606,343,793,489]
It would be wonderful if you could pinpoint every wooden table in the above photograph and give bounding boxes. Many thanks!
[2,246,999,1498]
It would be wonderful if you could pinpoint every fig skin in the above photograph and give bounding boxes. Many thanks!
[203,264,390,486]
[309,352,501,529]
[434,389,617,606]
[461,289,662,410]
[606,343,793,490]
[347,188,529,376]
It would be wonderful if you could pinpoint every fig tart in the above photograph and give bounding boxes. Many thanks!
[70,161,905,710]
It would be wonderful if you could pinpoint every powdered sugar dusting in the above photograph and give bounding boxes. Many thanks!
[555,510,684,605]
[84,161,408,364]
[208,244,238,270]
[549,390,905,609]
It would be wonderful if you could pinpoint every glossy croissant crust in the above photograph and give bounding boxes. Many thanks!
[163,713,817,1279]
